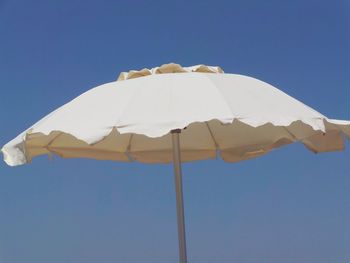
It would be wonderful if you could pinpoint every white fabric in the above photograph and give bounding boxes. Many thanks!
[2,69,350,166]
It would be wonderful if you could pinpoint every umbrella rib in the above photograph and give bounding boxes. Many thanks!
[22,133,30,163]
[125,134,135,162]
[41,132,64,156]
[205,121,219,150]
[282,127,298,141]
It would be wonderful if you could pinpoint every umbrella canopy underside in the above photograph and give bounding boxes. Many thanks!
[16,119,350,164]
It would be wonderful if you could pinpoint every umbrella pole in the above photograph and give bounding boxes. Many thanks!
[171,129,188,263]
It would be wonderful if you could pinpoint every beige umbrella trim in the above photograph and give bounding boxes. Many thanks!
[117,63,224,81]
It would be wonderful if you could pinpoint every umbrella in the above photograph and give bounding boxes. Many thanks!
[2,63,350,263]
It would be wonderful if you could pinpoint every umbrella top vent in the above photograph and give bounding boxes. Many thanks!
[117,63,224,81]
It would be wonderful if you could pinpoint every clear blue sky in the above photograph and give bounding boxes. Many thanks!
[0,0,349,262]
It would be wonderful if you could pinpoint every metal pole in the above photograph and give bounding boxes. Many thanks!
[171,129,188,263]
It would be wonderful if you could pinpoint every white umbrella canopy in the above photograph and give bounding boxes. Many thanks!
[2,63,350,263]
[2,63,350,166]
